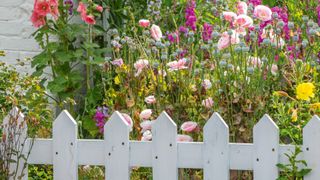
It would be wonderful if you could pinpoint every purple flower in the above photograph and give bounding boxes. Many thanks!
[94,106,109,133]
[202,23,213,41]
[185,0,197,31]
[64,0,74,15]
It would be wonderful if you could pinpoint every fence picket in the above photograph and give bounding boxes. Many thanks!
[303,115,320,180]
[253,114,279,180]
[152,111,178,180]
[203,112,229,180]
[53,110,78,179]
[104,111,130,180]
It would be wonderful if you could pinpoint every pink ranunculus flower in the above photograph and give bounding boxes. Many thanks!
[111,58,123,66]
[237,1,248,15]
[254,5,272,21]
[181,121,198,132]
[139,19,150,28]
[202,79,212,90]
[140,120,153,132]
[222,11,237,22]
[202,97,214,108]
[177,134,193,142]
[234,14,253,28]
[134,59,149,76]
[167,58,188,71]
[150,24,162,41]
[121,113,133,131]
[96,5,103,12]
[139,109,152,120]
[141,130,152,141]
[145,95,156,104]
[218,31,240,50]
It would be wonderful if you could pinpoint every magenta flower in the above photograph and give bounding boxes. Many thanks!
[185,0,197,31]
[202,23,213,41]
[94,106,109,133]
[167,31,179,43]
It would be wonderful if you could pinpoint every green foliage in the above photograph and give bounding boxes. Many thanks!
[277,146,312,180]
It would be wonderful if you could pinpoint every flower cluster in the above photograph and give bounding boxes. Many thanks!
[30,0,59,27]
[77,1,103,25]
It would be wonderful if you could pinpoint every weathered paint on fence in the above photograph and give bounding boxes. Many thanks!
[3,108,320,179]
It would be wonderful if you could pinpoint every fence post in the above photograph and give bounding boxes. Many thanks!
[53,110,78,179]
[3,107,28,180]
[152,112,178,180]
[303,115,320,180]
[253,114,279,180]
[203,112,229,180]
[104,111,130,180]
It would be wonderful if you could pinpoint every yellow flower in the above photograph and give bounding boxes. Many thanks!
[310,103,320,110]
[114,75,121,85]
[296,83,315,101]
[291,109,298,122]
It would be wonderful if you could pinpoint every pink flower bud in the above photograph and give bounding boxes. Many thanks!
[145,95,156,104]
[180,121,198,132]
[150,24,162,41]
[139,109,152,120]
[139,19,150,28]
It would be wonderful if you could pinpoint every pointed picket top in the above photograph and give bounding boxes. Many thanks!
[104,111,130,132]
[253,114,279,180]
[152,111,178,180]
[53,110,77,127]
[153,111,177,128]
[53,110,78,179]
[254,114,278,131]
[303,115,320,180]
[203,112,229,180]
[303,115,320,131]
[204,112,228,132]
[104,111,130,180]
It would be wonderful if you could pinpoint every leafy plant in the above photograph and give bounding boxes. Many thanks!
[277,146,312,180]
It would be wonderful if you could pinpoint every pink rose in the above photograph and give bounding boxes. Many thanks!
[139,19,150,28]
[139,109,152,120]
[96,5,103,13]
[134,59,149,76]
[141,130,152,141]
[202,97,214,108]
[222,11,237,22]
[145,95,156,104]
[177,134,193,142]
[218,31,240,50]
[234,15,253,28]
[237,1,248,15]
[140,120,153,132]
[121,113,133,131]
[150,24,162,41]
[254,5,272,21]
[111,58,123,66]
[180,121,198,132]
[167,58,188,71]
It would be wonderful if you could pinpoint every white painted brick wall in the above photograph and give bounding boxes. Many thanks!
[0,0,40,73]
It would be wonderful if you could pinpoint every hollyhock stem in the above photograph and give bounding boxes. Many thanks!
[86,24,93,91]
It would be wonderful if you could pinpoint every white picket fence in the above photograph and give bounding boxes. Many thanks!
[3,108,320,180]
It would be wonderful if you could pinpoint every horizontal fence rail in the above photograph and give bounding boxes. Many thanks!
[3,108,320,179]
